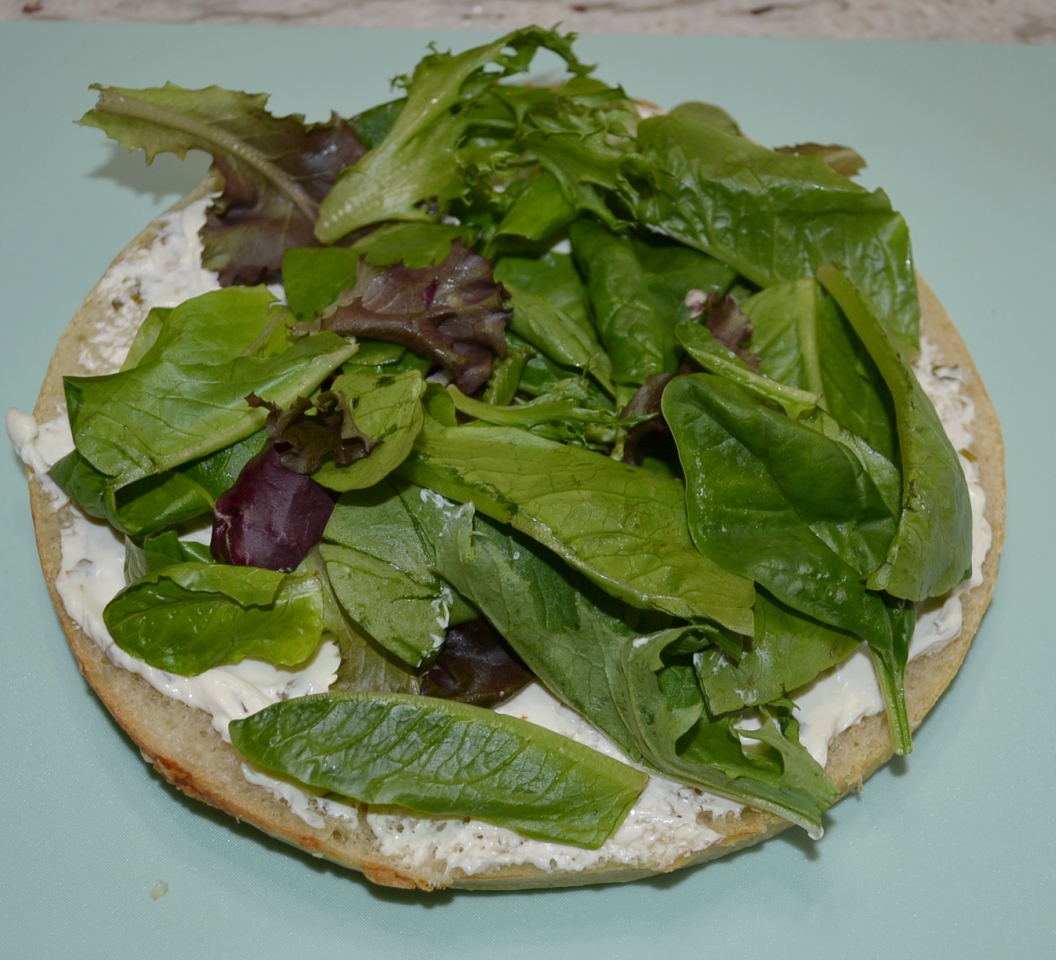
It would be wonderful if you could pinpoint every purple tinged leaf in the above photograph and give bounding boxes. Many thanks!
[211,443,335,571]
[319,240,510,393]
[246,392,378,475]
[205,115,367,286]
[620,372,675,466]
[79,84,366,288]
[420,620,534,709]
[704,295,760,370]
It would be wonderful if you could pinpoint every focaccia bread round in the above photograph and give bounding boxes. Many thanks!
[25,182,1006,891]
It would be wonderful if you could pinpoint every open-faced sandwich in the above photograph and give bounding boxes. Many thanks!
[9,27,1005,890]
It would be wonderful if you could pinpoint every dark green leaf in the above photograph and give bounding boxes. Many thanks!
[494,252,615,393]
[399,418,756,631]
[664,373,912,751]
[493,169,578,243]
[818,263,972,601]
[742,279,897,461]
[631,234,738,322]
[351,97,406,150]
[229,692,648,848]
[626,112,920,356]
[51,431,267,537]
[434,503,643,760]
[570,219,679,390]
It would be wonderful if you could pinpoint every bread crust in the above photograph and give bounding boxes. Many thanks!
[25,186,1006,891]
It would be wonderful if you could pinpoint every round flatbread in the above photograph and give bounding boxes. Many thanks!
[23,182,1005,891]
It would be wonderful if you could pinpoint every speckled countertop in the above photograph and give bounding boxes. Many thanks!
[3,0,1055,43]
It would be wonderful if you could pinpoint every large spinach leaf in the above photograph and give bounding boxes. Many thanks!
[664,373,912,751]
[229,691,647,848]
[52,431,267,538]
[434,504,643,761]
[818,264,972,601]
[398,417,755,632]
[626,112,920,356]
[493,252,615,394]
[434,505,838,831]
[570,219,680,390]
[742,279,897,460]
[65,332,355,485]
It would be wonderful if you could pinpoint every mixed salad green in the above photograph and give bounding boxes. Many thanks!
[54,26,972,847]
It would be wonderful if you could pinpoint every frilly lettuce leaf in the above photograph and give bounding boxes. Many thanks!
[314,26,589,243]
[80,83,366,284]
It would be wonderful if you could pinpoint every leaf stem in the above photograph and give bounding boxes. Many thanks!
[95,89,319,223]
[870,648,913,755]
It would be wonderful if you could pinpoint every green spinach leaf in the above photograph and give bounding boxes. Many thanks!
[436,509,837,832]
[626,112,920,356]
[399,418,756,632]
[229,691,648,848]
[322,480,474,668]
[103,561,325,675]
[742,279,897,460]
[818,264,972,601]
[570,219,679,390]
[51,431,267,538]
[664,373,912,751]
[123,531,213,584]
[695,593,860,716]
[65,332,355,485]
[493,252,615,393]
[622,633,838,831]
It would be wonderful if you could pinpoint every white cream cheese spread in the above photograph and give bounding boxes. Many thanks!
[8,195,992,879]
